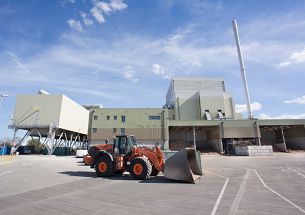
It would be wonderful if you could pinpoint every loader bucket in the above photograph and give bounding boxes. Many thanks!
[164,148,203,183]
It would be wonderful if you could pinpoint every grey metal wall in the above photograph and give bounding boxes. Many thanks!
[285,126,305,150]
[169,126,223,153]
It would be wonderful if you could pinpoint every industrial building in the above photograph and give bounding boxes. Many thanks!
[89,108,167,146]
[10,93,89,154]
[8,78,305,155]
[88,77,305,153]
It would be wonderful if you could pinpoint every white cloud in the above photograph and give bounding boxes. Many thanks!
[278,61,291,67]
[91,0,127,24]
[278,48,305,67]
[152,64,165,75]
[258,113,272,119]
[235,102,262,113]
[60,0,75,7]
[91,7,105,24]
[110,0,128,11]
[152,64,172,79]
[7,51,31,73]
[97,2,112,15]
[123,66,139,83]
[67,19,83,32]
[80,12,94,26]
[259,113,305,119]
[284,95,305,104]
[66,0,127,31]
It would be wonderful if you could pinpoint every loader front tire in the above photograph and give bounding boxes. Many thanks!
[129,157,152,180]
[95,155,113,177]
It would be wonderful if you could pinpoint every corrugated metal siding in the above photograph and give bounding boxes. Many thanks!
[13,94,89,135]
[173,78,224,94]
[206,128,220,139]
[126,128,162,139]
[285,126,305,138]
[91,128,163,140]
[91,108,165,129]
[13,95,63,128]
[178,96,201,120]
[258,119,305,126]
[168,120,220,126]
[168,119,259,127]
[223,127,257,138]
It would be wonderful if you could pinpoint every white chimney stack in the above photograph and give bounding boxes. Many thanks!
[232,19,252,119]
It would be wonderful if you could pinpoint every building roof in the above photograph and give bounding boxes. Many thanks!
[168,119,305,127]
[172,77,224,81]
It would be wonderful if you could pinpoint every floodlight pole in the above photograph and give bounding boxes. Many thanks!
[232,19,253,119]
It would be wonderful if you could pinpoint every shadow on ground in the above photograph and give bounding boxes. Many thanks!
[58,171,98,178]
[58,171,184,184]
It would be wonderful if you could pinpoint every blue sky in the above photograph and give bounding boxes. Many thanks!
[1,0,305,139]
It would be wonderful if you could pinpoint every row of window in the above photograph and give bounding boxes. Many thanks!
[148,115,161,120]
[93,115,160,121]
[93,115,126,122]
[92,128,125,134]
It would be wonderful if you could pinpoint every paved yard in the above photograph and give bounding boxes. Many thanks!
[0,153,305,215]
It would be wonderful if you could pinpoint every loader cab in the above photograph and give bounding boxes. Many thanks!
[114,135,137,155]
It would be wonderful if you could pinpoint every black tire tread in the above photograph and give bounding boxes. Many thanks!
[95,155,113,177]
[129,157,152,180]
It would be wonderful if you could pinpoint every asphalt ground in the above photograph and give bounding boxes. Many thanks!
[0,153,305,215]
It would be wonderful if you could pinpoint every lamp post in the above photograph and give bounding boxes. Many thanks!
[1,94,9,156]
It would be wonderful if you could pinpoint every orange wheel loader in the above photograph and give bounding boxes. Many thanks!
[84,135,203,183]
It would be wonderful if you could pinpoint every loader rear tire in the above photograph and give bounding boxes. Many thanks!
[150,166,159,176]
[129,157,152,180]
[95,155,113,177]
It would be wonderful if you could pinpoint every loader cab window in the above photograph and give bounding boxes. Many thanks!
[114,136,128,155]
[127,136,137,149]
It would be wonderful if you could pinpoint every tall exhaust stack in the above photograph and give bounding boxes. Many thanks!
[232,19,252,119]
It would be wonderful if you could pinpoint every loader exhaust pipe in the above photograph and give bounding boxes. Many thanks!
[163,148,203,183]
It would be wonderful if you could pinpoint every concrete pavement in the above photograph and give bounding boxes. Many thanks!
[0,153,304,214]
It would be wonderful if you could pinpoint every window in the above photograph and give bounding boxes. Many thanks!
[93,115,98,120]
[107,116,110,120]
[114,116,117,120]
[92,128,97,133]
[148,115,161,120]
[121,115,126,123]
[112,128,117,133]
[121,128,125,135]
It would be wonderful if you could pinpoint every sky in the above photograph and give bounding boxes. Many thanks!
[0,0,305,139]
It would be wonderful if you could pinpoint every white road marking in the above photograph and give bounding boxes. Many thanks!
[254,169,305,214]
[211,178,229,215]
[222,164,250,170]
[229,169,250,215]
[290,168,305,178]
[0,170,12,177]
[296,172,305,178]
[205,170,227,179]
